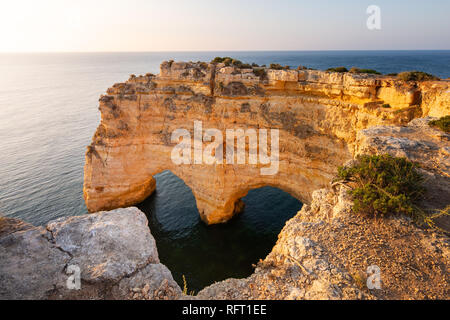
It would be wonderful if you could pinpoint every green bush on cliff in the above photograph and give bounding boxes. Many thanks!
[397,71,439,81]
[336,154,426,220]
[253,67,267,80]
[182,275,195,296]
[326,67,348,73]
[349,67,381,75]
[429,115,450,133]
[270,63,290,70]
[211,57,230,64]
[211,57,234,66]
[211,57,252,69]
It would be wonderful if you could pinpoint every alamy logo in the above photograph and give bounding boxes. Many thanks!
[171,121,279,175]
[366,265,382,289]
[367,5,381,30]
[66,264,81,290]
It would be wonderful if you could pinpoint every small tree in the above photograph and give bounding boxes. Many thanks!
[429,116,450,133]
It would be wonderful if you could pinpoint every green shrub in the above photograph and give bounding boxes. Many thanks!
[429,115,450,133]
[211,57,254,69]
[270,63,281,70]
[211,57,233,66]
[253,67,267,79]
[240,63,252,69]
[211,57,231,64]
[350,67,381,75]
[270,63,290,70]
[381,104,391,108]
[336,154,425,219]
[231,59,242,67]
[326,67,348,73]
[223,58,232,66]
[397,71,439,81]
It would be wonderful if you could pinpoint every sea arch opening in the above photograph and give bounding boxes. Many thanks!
[137,170,302,293]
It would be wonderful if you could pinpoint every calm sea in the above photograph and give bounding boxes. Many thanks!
[1,51,449,290]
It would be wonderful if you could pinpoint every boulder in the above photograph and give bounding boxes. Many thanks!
[0,207,181,300]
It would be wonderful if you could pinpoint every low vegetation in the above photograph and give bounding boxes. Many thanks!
[211,57,291,77]
[428,115,450,133]
[182,275,195,296]
[397,71,439,81]
[326,67,348,73]
[269,63,290,70]
[337,154,450,230]
[253,67,267,80]
[336,154,426,218]
[349,67,381,75]
[394,107,411,115]
[209,59,442,85]
[381,104,391,108]
[211,57,253,69]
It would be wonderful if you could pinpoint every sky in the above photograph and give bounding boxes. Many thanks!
[0,0,449,52]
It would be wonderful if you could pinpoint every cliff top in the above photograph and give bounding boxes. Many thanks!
[129,59,449,85]
[103,59,449,118]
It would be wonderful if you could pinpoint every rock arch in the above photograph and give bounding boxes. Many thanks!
[83,61,445,224]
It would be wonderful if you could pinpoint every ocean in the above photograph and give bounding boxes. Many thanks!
[1,51,449,290]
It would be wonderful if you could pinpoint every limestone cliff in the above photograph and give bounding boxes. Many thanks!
[83,61,450,224]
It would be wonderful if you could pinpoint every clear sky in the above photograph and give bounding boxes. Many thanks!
[0,0,449,52]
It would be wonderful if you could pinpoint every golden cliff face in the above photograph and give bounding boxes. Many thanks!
[83,61,449,224]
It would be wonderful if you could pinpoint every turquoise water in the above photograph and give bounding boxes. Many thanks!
[0,51,449,290]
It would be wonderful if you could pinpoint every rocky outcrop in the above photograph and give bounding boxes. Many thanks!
[83,61,450,224]
[0,208,181,300]
[356,117,449,176]
[197,186,449,300]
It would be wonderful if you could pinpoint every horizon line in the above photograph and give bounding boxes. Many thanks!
[1,49,450,54]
